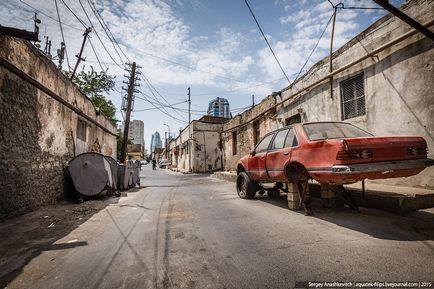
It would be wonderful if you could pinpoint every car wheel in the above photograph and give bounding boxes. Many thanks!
[236,172,258,199]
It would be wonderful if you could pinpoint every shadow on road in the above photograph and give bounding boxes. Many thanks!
[0,197,120,288]
[256,194,434,242]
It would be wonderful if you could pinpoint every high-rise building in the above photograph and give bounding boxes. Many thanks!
[207,97,230,118]
[121,120,145,148]
[150,131,162,157]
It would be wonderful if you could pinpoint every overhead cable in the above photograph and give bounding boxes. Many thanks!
[78,0,125,69]
[54,0,71,70]
[87,0,131,62]
[291,11,334,86]
[244,0,292,85]
[85,0,125,64]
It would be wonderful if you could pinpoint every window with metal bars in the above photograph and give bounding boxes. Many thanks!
[340,73,366,120]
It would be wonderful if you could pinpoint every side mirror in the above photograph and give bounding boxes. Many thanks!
[250,150,256,156]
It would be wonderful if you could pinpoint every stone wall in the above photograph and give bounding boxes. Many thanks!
[0,36,117,220]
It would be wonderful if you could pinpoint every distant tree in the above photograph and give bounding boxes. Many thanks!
[69,67,118,124]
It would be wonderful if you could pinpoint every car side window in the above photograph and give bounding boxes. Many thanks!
[269,129,288,150]
[284,128,298,147]
[255,134,274,153]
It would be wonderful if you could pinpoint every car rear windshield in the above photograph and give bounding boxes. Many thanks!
[303,122,372,141]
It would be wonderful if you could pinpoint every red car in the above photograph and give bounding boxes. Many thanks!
[236,121,434,199]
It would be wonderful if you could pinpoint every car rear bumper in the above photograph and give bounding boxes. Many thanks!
[330,158,434,174]
[307,158,434,184]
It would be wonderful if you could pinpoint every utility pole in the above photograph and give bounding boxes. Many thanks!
[70,27,91,80]
[329,5,337,99]
[57,42,65,70]
[120,62,141,163]
[187,87,191,172]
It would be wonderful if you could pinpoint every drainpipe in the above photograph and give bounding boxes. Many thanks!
[329,5,337,99]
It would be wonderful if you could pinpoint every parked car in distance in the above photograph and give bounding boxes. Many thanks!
[159,159,171,169]
[141,160,148,166]
[236,121,434,199]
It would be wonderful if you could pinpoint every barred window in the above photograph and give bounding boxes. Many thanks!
[340,73,366,120]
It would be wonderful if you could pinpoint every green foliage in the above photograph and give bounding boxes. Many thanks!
[70,67,118,124]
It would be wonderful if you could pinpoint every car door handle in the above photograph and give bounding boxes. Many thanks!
[283,151,289,156]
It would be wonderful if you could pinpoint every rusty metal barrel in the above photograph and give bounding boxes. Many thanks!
[67,152,116,196]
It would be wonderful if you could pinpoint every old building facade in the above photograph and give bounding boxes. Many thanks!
[222,0,434,188]
[0,35,117,219]
[169,116,227,173]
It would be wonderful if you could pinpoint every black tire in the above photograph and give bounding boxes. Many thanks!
[236,172,258,199]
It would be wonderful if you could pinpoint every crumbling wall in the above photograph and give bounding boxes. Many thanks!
[276,0,434,188]
[222,96,277,171]
[0,36,117,220]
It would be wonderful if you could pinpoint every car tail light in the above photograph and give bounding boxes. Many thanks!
[406,146,427,156]
[336,149,373,160]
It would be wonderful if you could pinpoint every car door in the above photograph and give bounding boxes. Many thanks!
[248,133,275,181]
[265,129,289,181]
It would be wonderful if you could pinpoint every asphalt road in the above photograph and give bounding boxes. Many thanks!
[4,166,434,289]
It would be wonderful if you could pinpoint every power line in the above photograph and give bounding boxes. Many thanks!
[138,92,188,124]
[78,0,124,69]
[87,0,131,62]
[59,0,88,28]
[244,0,291,85]
[19,0,83,31]
[131,100,187,112]
[85,0,125,64]
[54,0,71,70]
[88,37,105,71]
[142,75,186,119]
[291,11,334,86]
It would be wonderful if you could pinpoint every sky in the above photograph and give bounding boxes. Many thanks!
[2,0,405,152]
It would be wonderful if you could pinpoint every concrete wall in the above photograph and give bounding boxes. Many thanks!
[275,0,434,188]
[169,120,224,173]
[222,95,278,171]
[0,36,117,219]
[220,0,434,188]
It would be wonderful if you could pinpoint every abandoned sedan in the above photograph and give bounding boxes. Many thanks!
[236,121,434,200]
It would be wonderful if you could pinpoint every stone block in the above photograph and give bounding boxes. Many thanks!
[287,200,301,210]
[287,191,300,202]
[287,183,299,193]
[321,184,339,199]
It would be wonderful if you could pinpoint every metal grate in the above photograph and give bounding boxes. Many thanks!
[340,73,366,120]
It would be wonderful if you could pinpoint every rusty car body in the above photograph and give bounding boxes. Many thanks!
[236,121,434,200]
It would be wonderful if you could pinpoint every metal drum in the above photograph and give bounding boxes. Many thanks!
[67,152,114,196]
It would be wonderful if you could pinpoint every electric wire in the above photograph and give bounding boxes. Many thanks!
[59,0,88,28]
[78,0,125,69]
[19,0,83,31]
[291,11,334,86]
[138,92,188,124]
[87,0,131,63]
[130,100,187,112]
[88,37,105,71]
[54,0,71,70]
[244,0,291,85]
[141,75,186,119]
[85,0,125,64]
